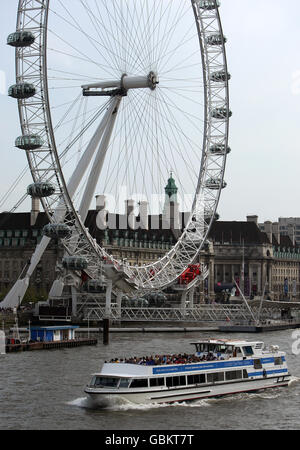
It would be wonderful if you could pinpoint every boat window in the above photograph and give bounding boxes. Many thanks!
[233,347,243,357]
[253,359,262,369]
[274,357,283,366]
[207,372,224,383]
[187,374,206,385]
[92,376,120,388]
[130,378,148,388]
[225,345,233,354]
[209,344,218,353]
[225,370,242,381]
[150,378,165,387]
[166,376,186,388]
[119,378,131,388]
[243,346,254,356]
[243,370,249,379]
[200,343,209,352]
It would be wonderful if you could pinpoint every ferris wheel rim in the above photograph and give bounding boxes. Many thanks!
[12,0,230,292]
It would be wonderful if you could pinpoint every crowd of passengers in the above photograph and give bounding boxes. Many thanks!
[107,352,225,366]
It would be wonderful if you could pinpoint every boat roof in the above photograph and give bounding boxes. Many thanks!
[190,339,264,347]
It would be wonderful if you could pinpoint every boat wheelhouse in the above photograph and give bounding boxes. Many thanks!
[84,339,290,406]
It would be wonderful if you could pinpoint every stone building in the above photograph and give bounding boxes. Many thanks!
[210,216,300,301]
[259,217,300,246]
[1,199,300,304]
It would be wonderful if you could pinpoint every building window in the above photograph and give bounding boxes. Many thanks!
[12,238,19,247]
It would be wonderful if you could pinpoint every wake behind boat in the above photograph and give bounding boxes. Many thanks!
[84,339,291,406]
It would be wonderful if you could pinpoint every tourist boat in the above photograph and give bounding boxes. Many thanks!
[84,339,291,406]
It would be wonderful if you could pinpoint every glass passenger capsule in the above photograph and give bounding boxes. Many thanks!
[15,135,44,150]
[27,182,56,198]
[7,31,35,47]
[211,107,232,119]
[210,70,231,82]
[42,223,72,239]
[62,256,88,271]
[205,178,227,190]
[206,34,227,46]
[199,0,220,10]
[209,144,231,155]
[8,83,36,99]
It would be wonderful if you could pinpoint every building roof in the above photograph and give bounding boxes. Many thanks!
[0,211,48,230]
[209,221,270,245]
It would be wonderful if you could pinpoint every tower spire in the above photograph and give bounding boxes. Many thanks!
[164,172,178,201]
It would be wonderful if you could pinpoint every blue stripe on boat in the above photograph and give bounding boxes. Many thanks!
[152,357,284,375]
[248,369,288,377]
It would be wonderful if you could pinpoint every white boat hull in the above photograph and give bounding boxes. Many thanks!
[85,375,290,406]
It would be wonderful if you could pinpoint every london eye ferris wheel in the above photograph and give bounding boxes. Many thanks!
[3,0,231,307]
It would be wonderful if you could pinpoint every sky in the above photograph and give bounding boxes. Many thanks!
[1,0,300,223]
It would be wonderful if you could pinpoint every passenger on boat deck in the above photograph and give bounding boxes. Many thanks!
[109,352,224,365]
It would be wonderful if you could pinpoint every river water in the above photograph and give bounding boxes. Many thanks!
[1,330,300,430]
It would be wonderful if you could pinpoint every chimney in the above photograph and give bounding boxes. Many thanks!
[288,224,295,247]
[264,221,272,244]
[247,215,258,226]
[139,201,148,230]
[272,222,280,244]
[30,198,40,226]
[163,201,180,230]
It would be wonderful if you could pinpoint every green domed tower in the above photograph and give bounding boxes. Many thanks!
[164,172,178,203]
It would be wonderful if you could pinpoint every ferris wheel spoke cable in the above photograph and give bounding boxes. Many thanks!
[100,90,143,192]
[160,52,203,77]
[111,93,153,196]
[156,87,205,130]
[95,0,127,70]
[109,0,149,71]
[130,95,157,197]
[157,15,196,74]
[52,1,125,76]
[148,91,200,181]
[47,22,118,78]
[153,2,190,71]
[81,0,124,73]
[48,47,115,74]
